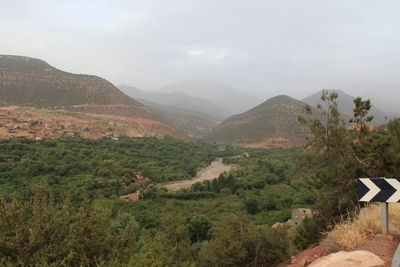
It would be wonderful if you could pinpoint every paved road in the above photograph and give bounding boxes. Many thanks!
[161,158,235,191]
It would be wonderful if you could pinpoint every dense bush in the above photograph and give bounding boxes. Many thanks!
[198,214,289,266]
[0,190,138,266]
[0,137,239,199]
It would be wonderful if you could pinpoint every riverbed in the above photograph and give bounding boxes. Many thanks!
[160,158,236,191]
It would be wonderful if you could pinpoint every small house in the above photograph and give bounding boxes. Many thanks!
[287,208,313,225]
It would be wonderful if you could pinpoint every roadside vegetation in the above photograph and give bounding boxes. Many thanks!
[326,203,400,250]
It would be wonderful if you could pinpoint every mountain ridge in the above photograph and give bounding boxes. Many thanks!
[206,95,310,148]
[159,79,263,114]
[135,98,219,137]
[0,55,141,108]
[302,89,393,126]
[119,84,231,120]
[0,55,183,138]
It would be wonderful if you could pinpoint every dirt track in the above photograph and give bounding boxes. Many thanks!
[160,158,235,191]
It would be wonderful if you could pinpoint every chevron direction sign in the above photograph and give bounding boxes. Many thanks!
[359,178,400,202]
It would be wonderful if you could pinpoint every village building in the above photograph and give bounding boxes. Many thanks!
[286,208,314,226]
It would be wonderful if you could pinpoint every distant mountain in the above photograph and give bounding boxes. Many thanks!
[119,85,231,120]
[136,99,219,137]
[343,82,400,115]
[159,80,263,114]
[206,95,310,148]
[0,55,182,138]
[302,89,393,126]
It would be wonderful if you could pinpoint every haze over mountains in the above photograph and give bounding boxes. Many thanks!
[206,90,398,147]
[206,95,311,148]
[134,99,219,137]
[302,89,395,126]
[118,85,231,120]
[2,2,400,265]
[1,54,399,147]
[160,80,263,114]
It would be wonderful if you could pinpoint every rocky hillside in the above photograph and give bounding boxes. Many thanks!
[206,95,310,148]
[0,55,182,138]
[0,56,140,107]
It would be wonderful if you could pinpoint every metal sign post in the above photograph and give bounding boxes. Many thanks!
[381,203,389,235]
[358,178,400,235]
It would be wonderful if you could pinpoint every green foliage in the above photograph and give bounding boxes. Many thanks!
[198,214,289,267]
[0,137,230,199]
[287,217,323,255]
[349,97,374,135]
[298,91,359,219]
[0,190,138,266]
[357,120,400,178]
[186,214,213,243]
[244,198,261,214]
[0,135,341,266]
[175,148,316,228]
[130,201,194,266]
[297,91,400,250]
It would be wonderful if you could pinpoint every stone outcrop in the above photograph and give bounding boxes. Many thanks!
[308,250,384,267]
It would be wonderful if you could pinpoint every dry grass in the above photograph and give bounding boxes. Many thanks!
[325,203,400,250]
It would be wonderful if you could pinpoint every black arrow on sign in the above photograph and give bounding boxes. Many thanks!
[358,178,400,203]
[371,179,396,202]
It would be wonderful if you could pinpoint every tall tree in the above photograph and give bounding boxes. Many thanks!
[298,91,360,220]
[349,97,374,136]
[298,90,341,149]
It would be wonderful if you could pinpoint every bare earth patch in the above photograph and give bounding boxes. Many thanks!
[119,191,140,201]
[0,105,180,139]
[288,240,339,267]
[238,137,299,148]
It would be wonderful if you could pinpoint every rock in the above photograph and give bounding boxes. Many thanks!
[356,233,399,265]
[288,264,306,267]
[288,241,336,266]
[308,250,385,267]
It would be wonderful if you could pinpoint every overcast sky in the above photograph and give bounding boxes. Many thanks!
[1,0,400,109]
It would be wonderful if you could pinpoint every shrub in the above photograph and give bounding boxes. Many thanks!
[0,190,138,266]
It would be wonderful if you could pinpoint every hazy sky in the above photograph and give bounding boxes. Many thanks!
[1,0,400,109]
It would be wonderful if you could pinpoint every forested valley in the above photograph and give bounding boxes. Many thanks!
[1,93,400,266]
